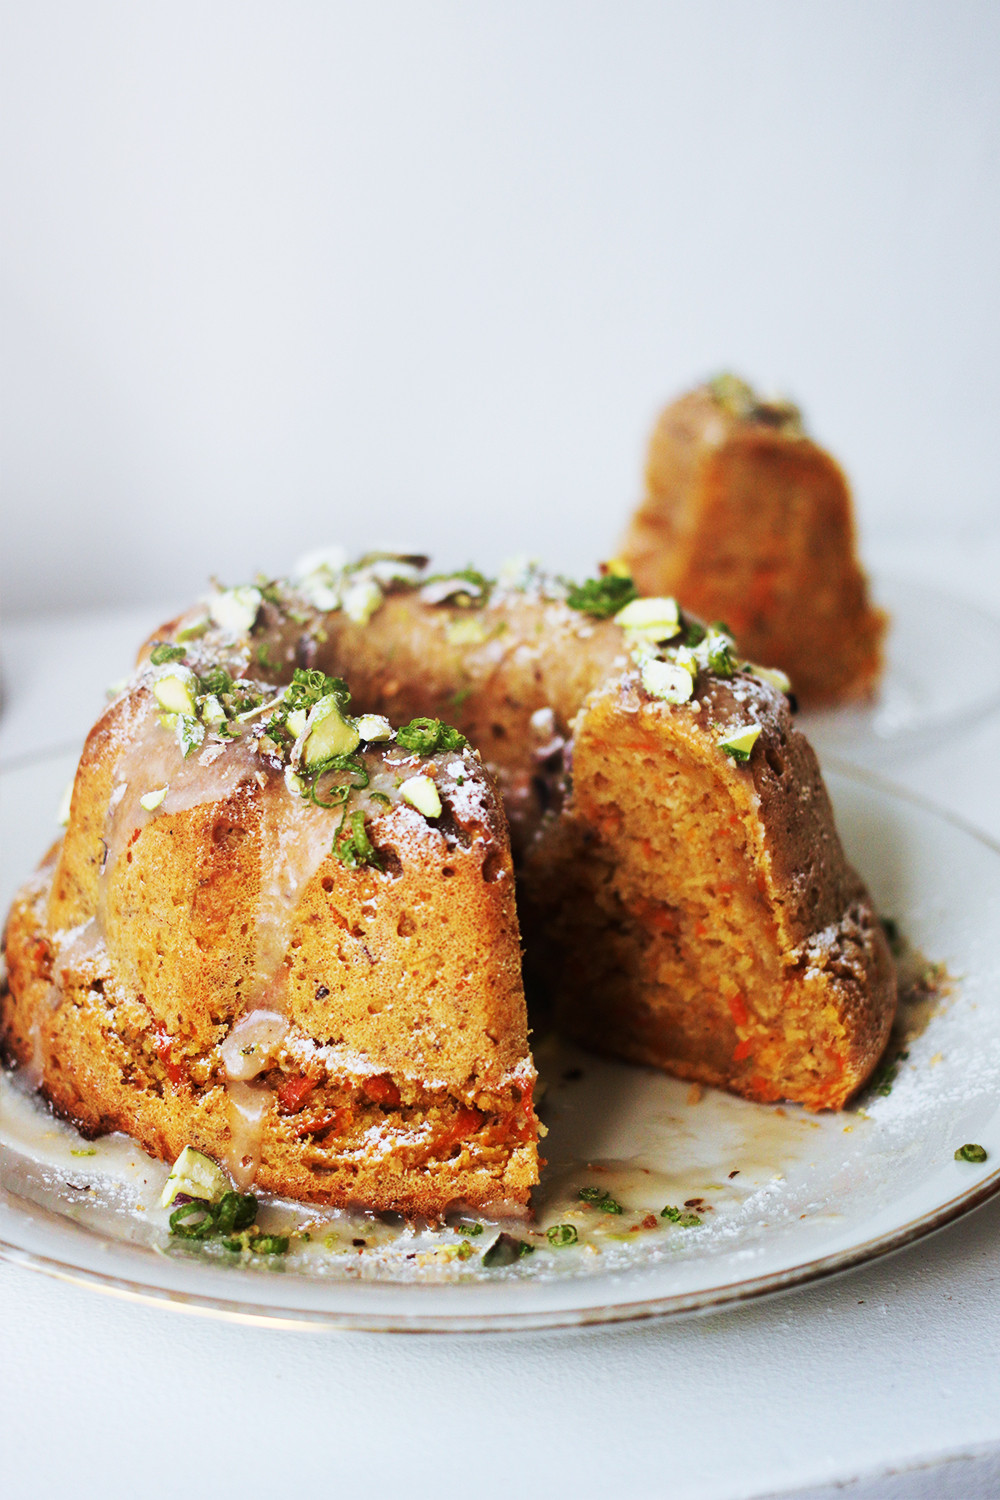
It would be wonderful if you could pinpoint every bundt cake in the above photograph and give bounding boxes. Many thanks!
[618,374,888,706]
[2,551,897,1214]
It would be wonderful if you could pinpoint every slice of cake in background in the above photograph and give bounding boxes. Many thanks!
[618,374,887,707]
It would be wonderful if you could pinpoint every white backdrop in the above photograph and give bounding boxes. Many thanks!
[2,1,998,616]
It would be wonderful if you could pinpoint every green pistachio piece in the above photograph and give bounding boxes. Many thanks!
[355,713,393,742]
[301,696,361,769]
[139,786,168,812]
[159,1145,229,1209]
[748,662,793,695]
[400,775,442,819]
[209,585,262,635]
[718,725,762,762]
[153,667,198,717]
[640,657,695,704]
[615,596,681,640]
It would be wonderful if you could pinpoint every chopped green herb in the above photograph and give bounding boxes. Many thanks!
[306,756,370,810]
[682,620,707,648]
[395,716,467,755]
[168,1200,220,1240]
[285,669,351,716]
[150,643,187,666]
[661,1205,702,1227]
[333,809,382,870]
[197,665,233,697]
[455,1222,484,1237]
[455,1239,475,1261]
[578,1186,624,1215]
[955,1143,988,1163]
[545,1223,578,1247]
[168,1190,288,1254]
[869,1051,908,1097]
[483,1232,535,1267]
[565,574,638,619]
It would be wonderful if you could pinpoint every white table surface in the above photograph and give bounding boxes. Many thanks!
[3,538,1000,1500]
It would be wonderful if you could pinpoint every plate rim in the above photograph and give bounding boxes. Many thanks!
[3,755,999,1334]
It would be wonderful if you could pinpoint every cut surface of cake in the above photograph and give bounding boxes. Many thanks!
[618,375,888,706]
[2,553,897,1218]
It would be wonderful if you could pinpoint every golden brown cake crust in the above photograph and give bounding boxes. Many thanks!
[3,680,538,1217]
[619,386,888,706]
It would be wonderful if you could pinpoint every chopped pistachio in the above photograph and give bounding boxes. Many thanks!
[285,708,308,739]
[615,596,681,641]
[175,614,210,642]
[356,713,393,742]
[176,715,206,757]
[199,694,228,729]
[342,577,383,625]
[139,786,168,812]
[748,662,793,695]
[708,372,757,418]
[718,725,762,762]
[299,696,362,770]
[640,656,695,704]
[209,585,263,635]
[159,1145,229,1209]
[153,666,198,717]
[446,617,489,646]
[955,1143,988,1164]
[284,766,308,798]
[400,775,442,819]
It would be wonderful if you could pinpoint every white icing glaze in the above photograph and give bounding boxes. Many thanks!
[221,1010,290,1081]
[224,1079,271,1189]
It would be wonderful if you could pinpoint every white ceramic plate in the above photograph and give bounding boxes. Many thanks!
[2,751,999,1333]
[800,574,1000,769]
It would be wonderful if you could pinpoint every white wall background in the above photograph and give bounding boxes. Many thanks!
[2,1,998,617]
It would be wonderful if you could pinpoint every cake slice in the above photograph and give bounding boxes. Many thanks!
[618,375,887,706]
